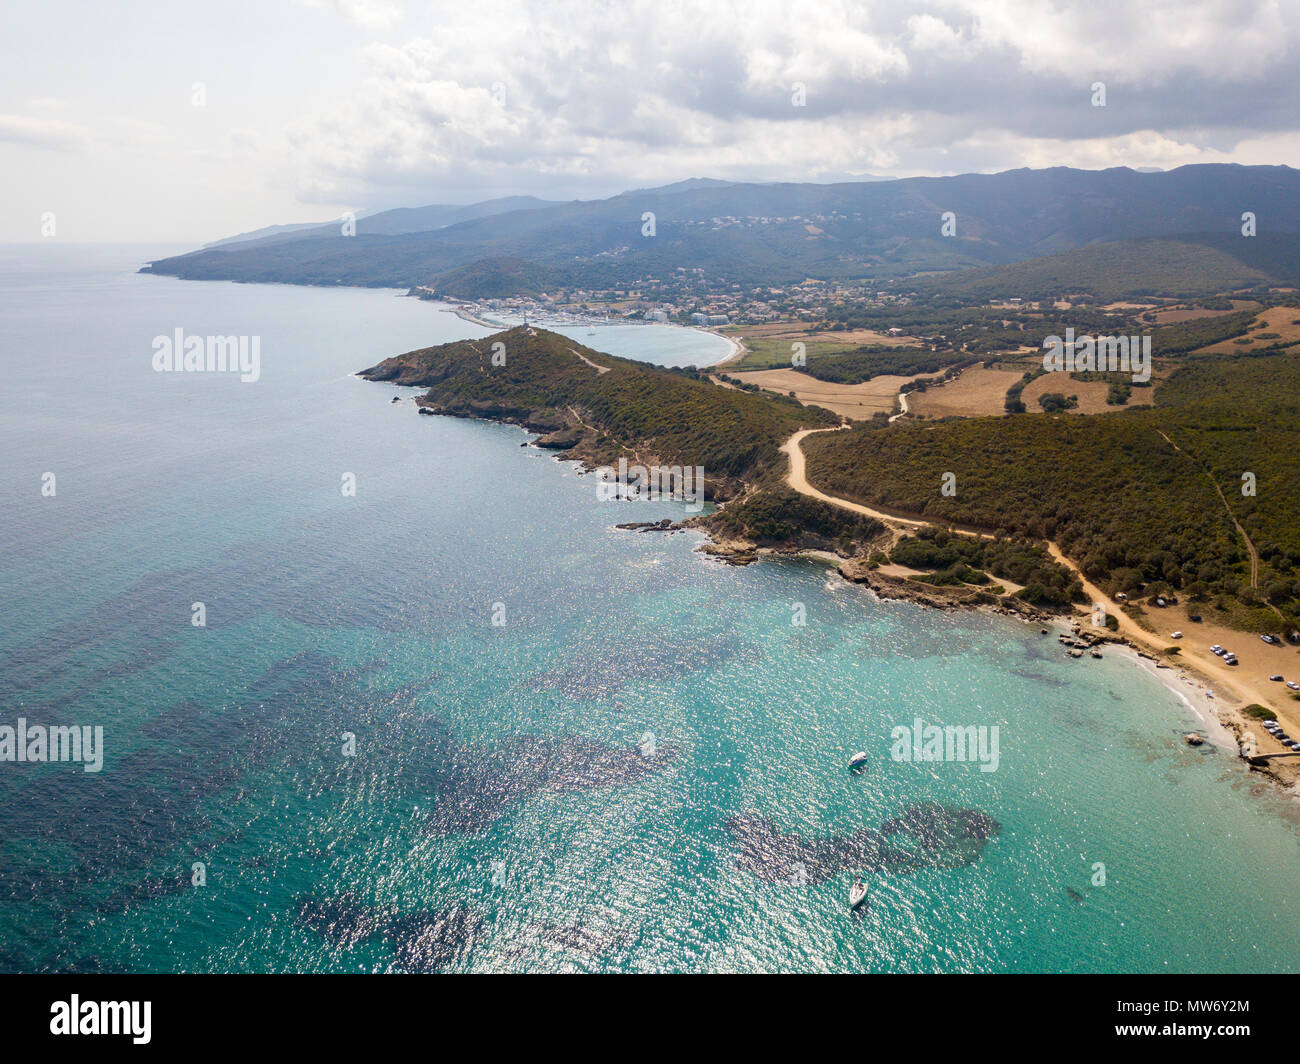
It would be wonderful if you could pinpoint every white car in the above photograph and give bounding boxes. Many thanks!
[1288,682,1300,691]
[1171,631,1183,639]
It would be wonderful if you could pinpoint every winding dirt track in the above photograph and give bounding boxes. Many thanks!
[780,426,926,532]
[569,347,610,375]
[778,426,1283,723]
[888,391,910,423]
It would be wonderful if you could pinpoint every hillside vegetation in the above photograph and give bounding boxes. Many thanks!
[802,347,1300,627]
[146,165,1300,294]
[907,236,1290,303]
[705,488,886,553]
[360,327,837,492]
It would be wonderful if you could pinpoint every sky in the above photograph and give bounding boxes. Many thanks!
[4,0,1300,243]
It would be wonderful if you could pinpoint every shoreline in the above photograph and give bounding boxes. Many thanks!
[730,541,1272,777]
[444,305,741,368]
[776,424,1300,792]
[1114,641,1237,749]
[369,334,1300,800]
[697,532,1258,767]
[704,329,746,368]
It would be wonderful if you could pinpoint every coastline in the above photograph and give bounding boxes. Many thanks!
[367,323,1300,801]
[696,529,1266,779]
[705,328,746,368]
[444,304,742,368]
[775,425,1300,792]
[752,540,1273,781]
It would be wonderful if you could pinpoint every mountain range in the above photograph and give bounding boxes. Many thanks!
[143,165,1300,299]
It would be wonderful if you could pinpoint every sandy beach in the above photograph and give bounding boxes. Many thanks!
[703,328,746,367]
[776,427,1300,793]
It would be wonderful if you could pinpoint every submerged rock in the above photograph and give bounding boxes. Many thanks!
[727,801,1001,883]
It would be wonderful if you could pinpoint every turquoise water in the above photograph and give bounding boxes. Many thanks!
[2,244,1300,973]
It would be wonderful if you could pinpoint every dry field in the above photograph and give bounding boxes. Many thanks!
[733,321,917,347]
[1020,373,1155,414]
[906,365,1024,419]
[1194,305,1300,355]
[1145,302,1260,325]
[742,367,912,420]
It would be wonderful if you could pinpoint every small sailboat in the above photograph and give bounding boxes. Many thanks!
[849,881,868,909]
[848,751,870,771]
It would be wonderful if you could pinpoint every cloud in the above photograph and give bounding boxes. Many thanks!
[0,113,90,151]
[266,0,1300,203]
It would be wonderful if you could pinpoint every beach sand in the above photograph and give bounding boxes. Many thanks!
[778,428,1300,793]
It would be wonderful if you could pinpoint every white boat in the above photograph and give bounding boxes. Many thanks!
[849,881,868,909]
[848,751,870,770]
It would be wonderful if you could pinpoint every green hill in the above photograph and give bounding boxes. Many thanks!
[360,327,837,494]
[802,344,1300,628]
[421,257,558,299]
[907,235,1300,302]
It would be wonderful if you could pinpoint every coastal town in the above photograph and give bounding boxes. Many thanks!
[412,275,912,331]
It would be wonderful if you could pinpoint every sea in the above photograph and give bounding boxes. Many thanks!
[2,243,1299,973]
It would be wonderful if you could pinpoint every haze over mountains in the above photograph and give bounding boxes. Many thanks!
[145,165,1300,300]
[202,196,560,250]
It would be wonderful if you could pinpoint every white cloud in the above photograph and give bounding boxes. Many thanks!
[7,0,1300,240]
[959,0,1291,85]
[276,0,1300,205]
[0,113,90,151]
[907,14,971,57]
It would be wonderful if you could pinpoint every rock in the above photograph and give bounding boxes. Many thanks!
[534,428,583,449]
[615,518,676,532]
